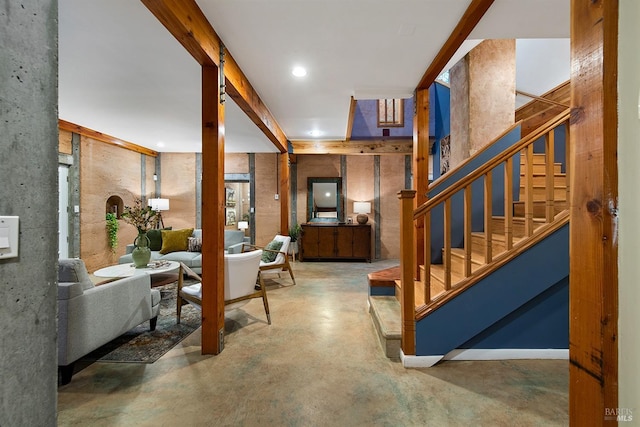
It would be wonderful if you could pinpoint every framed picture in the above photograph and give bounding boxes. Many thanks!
[225,187,236,207]
[225,208,236,226]
[440,134,451,174]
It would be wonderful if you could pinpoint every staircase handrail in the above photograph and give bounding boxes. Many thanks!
[414,109,570,220]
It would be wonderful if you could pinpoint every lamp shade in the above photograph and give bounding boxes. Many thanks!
[353,201,371,214]
[238,221,249,231]
[148,198,170,211]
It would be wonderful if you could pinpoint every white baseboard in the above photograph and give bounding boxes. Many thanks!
[400,350,443,368]
[444,348,569,361]
[401,348,568,368]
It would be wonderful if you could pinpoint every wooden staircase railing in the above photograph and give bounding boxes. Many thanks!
[398,109,570,356]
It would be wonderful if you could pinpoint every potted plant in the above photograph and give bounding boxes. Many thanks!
[105,212,119,253]
[121,198,158,267]
[288,223,302,256]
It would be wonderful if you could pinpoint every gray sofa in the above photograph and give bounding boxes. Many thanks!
[57,258,161,385]
[118,229,249,274]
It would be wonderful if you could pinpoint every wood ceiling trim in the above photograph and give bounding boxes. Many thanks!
[345,96,357,141]
[141,0,288,153]
[58,119,158,157]
[291,139,412,155]
[416,0,495,90]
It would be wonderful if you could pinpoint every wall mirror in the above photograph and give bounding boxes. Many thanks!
[307,177,343,223]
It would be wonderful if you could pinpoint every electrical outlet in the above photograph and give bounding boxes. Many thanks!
[274,194,279,200]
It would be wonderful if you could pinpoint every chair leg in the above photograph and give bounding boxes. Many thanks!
[285,259,296,285]
[150,315,158,331]
[258,273,271,325]
[59,363,75,386]
[177,264,183,324]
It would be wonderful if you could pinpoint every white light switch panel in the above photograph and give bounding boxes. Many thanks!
[0,216,19,259]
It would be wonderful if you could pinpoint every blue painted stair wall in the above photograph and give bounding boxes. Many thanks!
[415,223,569,356]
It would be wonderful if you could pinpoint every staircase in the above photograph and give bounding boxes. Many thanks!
[369,110,571,364]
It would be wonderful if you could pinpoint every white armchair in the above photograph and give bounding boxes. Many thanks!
[177,250,271,325]
[57,258,161,385]
[244,234,296,286]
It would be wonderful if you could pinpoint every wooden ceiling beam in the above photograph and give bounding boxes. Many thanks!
[141,0,288,153]
[416,0,495,90]
[58,119,159,157]
[291,139,412,155]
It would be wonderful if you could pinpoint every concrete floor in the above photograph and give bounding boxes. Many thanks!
[57,259,569,426]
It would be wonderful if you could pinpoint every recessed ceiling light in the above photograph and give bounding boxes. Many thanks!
[308,130,322,137]
[156,141,165,148]
[292,66,307,77]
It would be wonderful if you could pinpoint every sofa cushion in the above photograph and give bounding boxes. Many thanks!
[58,258,94,291]
[262,240,283,263]
[146,227,171,251]
[160,228,194,254]
[188,236,202,252]
[159,251,200,265]
[224,230,245,249]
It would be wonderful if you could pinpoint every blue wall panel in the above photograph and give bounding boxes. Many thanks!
[351,98,414,138]
[460,277,568,349]
[415,223,569,356]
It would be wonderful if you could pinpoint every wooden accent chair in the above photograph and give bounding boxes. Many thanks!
[243,234,296,286]
[177,250,271,325]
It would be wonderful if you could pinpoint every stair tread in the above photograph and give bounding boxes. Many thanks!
[471,231,525,243]
[430,264,464,285]
[513,200,568,204]
[395,279,427,306]
[492,215,548,224]
[449,248,484,265]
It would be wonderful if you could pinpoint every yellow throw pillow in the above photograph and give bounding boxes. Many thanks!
[160,228,194,254]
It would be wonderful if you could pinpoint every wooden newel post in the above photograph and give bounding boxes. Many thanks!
[398,189,417,356]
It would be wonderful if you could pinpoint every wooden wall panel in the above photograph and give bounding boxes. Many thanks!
[254,153,281,245]
[380,155,405,258]
[59,129,72,155]
[79,136,141,272]
[161,153,197,230]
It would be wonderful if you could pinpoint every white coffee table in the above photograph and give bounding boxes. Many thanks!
[94,261,180,287]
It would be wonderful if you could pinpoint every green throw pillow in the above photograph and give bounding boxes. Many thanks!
[261,240,283,263]
[146,227,171,251]
[160,228,194,254]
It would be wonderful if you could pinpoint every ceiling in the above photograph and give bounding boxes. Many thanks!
[58,0,570,154]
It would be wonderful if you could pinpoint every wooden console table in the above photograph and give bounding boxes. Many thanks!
[300,223,371,262]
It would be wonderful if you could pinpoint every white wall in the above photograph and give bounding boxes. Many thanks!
[618,0,640,419]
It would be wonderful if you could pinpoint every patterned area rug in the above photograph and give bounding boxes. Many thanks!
[81,280,201,364]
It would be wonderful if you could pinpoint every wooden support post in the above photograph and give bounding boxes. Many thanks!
[398,190,417,356]
[201,65,225,354]
[413,89,430,279]
[569,0,619,424]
